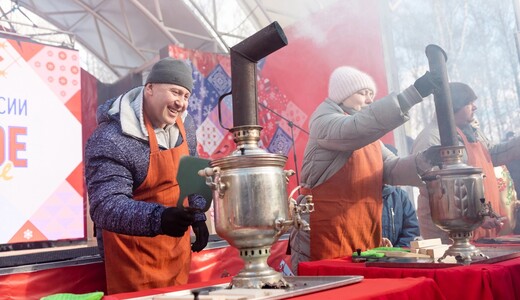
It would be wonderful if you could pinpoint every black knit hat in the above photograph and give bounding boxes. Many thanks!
[450,82,477,112]
[145,58,194,92]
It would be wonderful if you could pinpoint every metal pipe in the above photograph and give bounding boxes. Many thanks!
[230,21,288,127]
[425,44,458,147]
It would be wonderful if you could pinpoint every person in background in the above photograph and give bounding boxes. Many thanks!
[412,82,520,243]
[493,164,520,235]
[289,66,439,274]
[85,58,209,294]
[499,131,520,234]
[503,131,520,197]
[382,184,421,247]
[381,144,420,247]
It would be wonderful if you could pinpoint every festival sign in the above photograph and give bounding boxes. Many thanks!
[0,37,84,245]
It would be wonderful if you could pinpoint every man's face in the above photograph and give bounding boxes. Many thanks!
[454,101,477,127]
[143,83,190,129]
[341,88,375,111]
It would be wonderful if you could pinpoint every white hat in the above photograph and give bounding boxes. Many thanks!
[328,66,377,103]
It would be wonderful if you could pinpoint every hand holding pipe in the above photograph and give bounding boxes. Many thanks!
[425,44,458,147]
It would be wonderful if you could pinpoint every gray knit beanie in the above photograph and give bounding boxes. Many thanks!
[328,66,377,103]
[145,58,194,92]
[450,82,477,112]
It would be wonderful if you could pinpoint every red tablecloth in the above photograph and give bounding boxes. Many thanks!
[0,240,291,300]
[290,277,444,300]
[104,276,445,300]
[299,256,520,300]
[0,263,107,300]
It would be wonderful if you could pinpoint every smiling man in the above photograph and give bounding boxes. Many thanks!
[85,58,209,294]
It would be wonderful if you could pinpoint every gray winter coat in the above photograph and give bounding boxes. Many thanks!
[290,85,433,274]
[301,86,430,190]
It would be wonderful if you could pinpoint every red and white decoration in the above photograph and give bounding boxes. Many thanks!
[0,38,84,245]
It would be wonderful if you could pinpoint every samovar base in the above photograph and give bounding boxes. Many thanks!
[438,231,489,264]
[230,246,290,289]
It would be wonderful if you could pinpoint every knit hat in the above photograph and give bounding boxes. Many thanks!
[450,82,477,112]
[328,66,377,103]
[145,58,194,92]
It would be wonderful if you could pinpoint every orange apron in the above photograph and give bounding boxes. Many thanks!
[457,128,503,240]
[308,140,383,260]
[102,117,191,294]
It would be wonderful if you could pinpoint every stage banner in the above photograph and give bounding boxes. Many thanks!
[0,37,84,245]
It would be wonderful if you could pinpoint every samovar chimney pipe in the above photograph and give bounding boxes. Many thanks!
[230,21,288,127]
[425,44,458,147]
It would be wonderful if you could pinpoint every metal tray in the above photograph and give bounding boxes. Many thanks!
[365,246,520,269]
[275,275,364,298]
[127,276,363,300]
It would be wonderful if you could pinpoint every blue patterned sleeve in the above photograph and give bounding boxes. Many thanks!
[188,194,207,221]
[85,133,164,236]
[185,111,207,222]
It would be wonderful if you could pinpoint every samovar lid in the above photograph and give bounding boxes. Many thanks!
[210,150,287,169]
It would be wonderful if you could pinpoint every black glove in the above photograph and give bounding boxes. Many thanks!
[414,71,436,97]
[161,207,195,237]
[422,145,443,167]
[191,221,209,252]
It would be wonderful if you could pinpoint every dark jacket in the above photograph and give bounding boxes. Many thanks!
[382,185,420,247]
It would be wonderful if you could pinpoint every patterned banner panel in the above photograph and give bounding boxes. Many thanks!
[166,45,308,163]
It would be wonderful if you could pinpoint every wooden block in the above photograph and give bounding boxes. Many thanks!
[419,244,449,258]
[410,238,442,250]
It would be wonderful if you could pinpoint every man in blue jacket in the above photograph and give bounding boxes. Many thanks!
[85,58,208,294]
[382,184,420,247]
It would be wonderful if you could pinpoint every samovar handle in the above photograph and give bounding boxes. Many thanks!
[198,167,226,198]
[284,185,314,232]
[479,198,502,219]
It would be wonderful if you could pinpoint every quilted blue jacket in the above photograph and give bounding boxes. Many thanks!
[381,185,420,247]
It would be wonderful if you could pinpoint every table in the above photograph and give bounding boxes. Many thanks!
[104,276,445,300]
[0,237,290,300]
[299,254,520,300]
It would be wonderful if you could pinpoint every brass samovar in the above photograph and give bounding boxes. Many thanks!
[199,22,314,289]
[421,45,499,264]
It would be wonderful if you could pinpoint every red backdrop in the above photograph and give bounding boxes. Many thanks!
[169,0,391,192]
[261,0,391,191]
